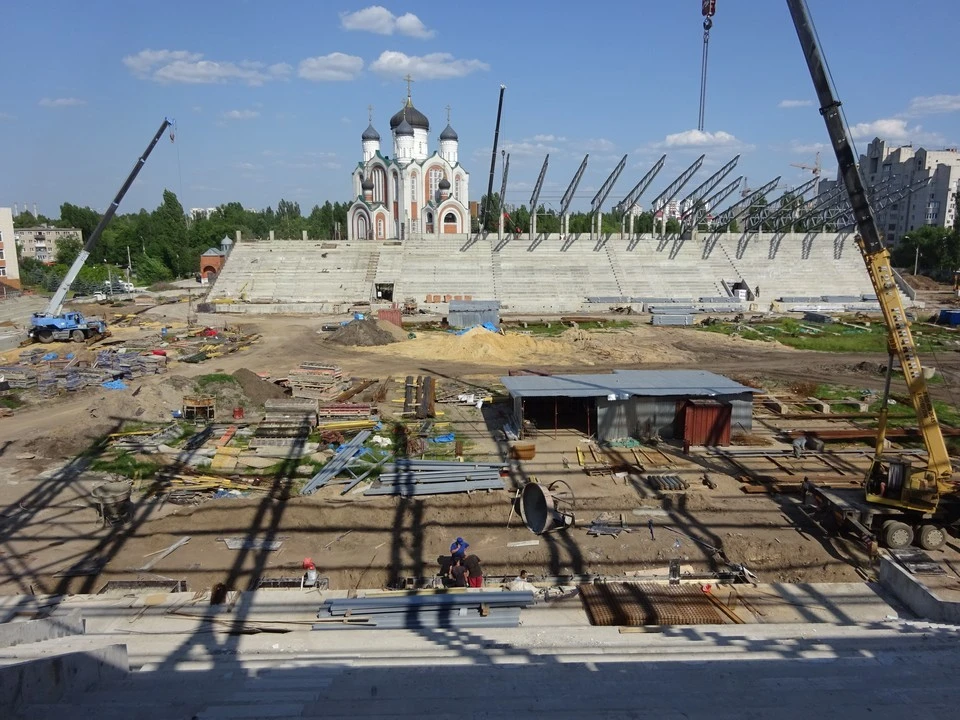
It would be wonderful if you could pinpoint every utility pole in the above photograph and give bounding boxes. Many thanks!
[126,245,132,278]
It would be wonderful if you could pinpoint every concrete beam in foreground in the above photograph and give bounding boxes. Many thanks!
[0,644,128,711]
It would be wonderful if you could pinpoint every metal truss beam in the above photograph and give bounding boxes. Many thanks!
[559,155,589,218]
[614,154,666,214]
[747,176,819,231]
[833,176,932,231]
[680,155,740,219]
[650,155,705,213]
[591,154,628,212]
[768,177,821,230]
[529,155,550,210]
[711,176,780,228]
[683,176,742,230]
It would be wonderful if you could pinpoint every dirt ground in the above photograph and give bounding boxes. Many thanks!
[3,305,960,596]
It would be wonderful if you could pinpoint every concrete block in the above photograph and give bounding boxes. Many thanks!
[0,611,84,648]
[0,644,128,711]
[805,396,830,414]
[879,553,960,624]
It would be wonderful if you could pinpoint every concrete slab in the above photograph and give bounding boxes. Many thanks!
[879,552,960,624]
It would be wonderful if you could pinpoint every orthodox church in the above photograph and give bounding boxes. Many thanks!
[347,86,470,241]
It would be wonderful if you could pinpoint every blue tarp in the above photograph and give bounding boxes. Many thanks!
[431,433,455,443]
[42,353,58,361]
[102,379,128,390]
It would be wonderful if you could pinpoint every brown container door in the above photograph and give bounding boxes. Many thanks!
[683,400,732,447]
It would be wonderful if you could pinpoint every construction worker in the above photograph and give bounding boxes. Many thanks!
[792,434,808,458]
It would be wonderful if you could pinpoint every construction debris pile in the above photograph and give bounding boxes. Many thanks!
[251,397,319,447]
[313,590,535,630]
[288,363,343,400]
[0,347,167,397]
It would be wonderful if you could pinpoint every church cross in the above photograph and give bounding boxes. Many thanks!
[367,104,373,122]
[445,105,451,123]
[404,74,414,100]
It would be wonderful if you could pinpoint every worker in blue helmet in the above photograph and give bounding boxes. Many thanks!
[450,537,469,561]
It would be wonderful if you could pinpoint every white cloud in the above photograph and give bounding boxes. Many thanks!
[789,140,828,154]
[123,48,291,86]
[659,129,746,149]
[849,118,915,141]
[223,109,260,120]
[340,6,435,38]
[501,140,559,157]
[532,134,566,142]
[123,49,202,76]
[906,94,960,116]
[583,138,615,152]
[298,53,363,82]
[323,161,342,170]
[233,161,260,170]
[778,99,813,109]
[0,111,13,120]
[39,97,86,108]
[370,51,489,80]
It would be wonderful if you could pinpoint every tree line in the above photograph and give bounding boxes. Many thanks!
[13,192,350,288]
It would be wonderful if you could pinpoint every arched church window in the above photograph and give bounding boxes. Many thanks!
[376,216,384,238]
[428,168,444,202]
[393,173,399,202]
[444,212,457,224]
[411,173,418,202]
[455,176,461,201]
[372,167,386,204]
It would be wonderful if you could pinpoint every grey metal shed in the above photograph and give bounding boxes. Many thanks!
[501,369,757,443]
[448,300,500,329]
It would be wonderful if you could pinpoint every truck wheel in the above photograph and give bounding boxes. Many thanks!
[37,330,54,344]
[882,520,914,549]
[917,524,946,551]
[71,330,85,343]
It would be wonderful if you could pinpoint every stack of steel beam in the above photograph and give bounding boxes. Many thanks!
[313,590,534,630]
[364,459,506,497]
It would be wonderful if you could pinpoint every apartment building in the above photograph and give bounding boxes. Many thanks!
[857,138,960,243]
[14,225,81,263]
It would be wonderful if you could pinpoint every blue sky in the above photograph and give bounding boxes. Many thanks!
[1,0,957,218]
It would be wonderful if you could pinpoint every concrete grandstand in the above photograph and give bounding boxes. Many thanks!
[205,231,895,315]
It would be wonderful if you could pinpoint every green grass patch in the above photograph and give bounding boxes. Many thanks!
[0,394,26,410]
[91,451,161,479]
[195,373,239,388]
[697,317,960,354]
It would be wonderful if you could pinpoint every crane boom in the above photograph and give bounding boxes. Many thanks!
[43,118,173,317]
[787,0,952,508]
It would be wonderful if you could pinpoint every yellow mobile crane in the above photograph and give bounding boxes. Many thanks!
[783,0,959,550]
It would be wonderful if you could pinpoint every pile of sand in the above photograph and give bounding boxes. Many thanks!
[359,327,577,365]
[232,368,288,406]
[326,319,401,347]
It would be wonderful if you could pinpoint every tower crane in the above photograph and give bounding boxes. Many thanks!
[790,151,822,178]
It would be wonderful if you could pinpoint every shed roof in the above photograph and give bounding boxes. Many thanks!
[201,247,224,257]
[449,300,500,311]
[500,369,758,399]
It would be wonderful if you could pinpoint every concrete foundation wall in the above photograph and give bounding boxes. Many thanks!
[879,552,960,624]
[0,644,128,711]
